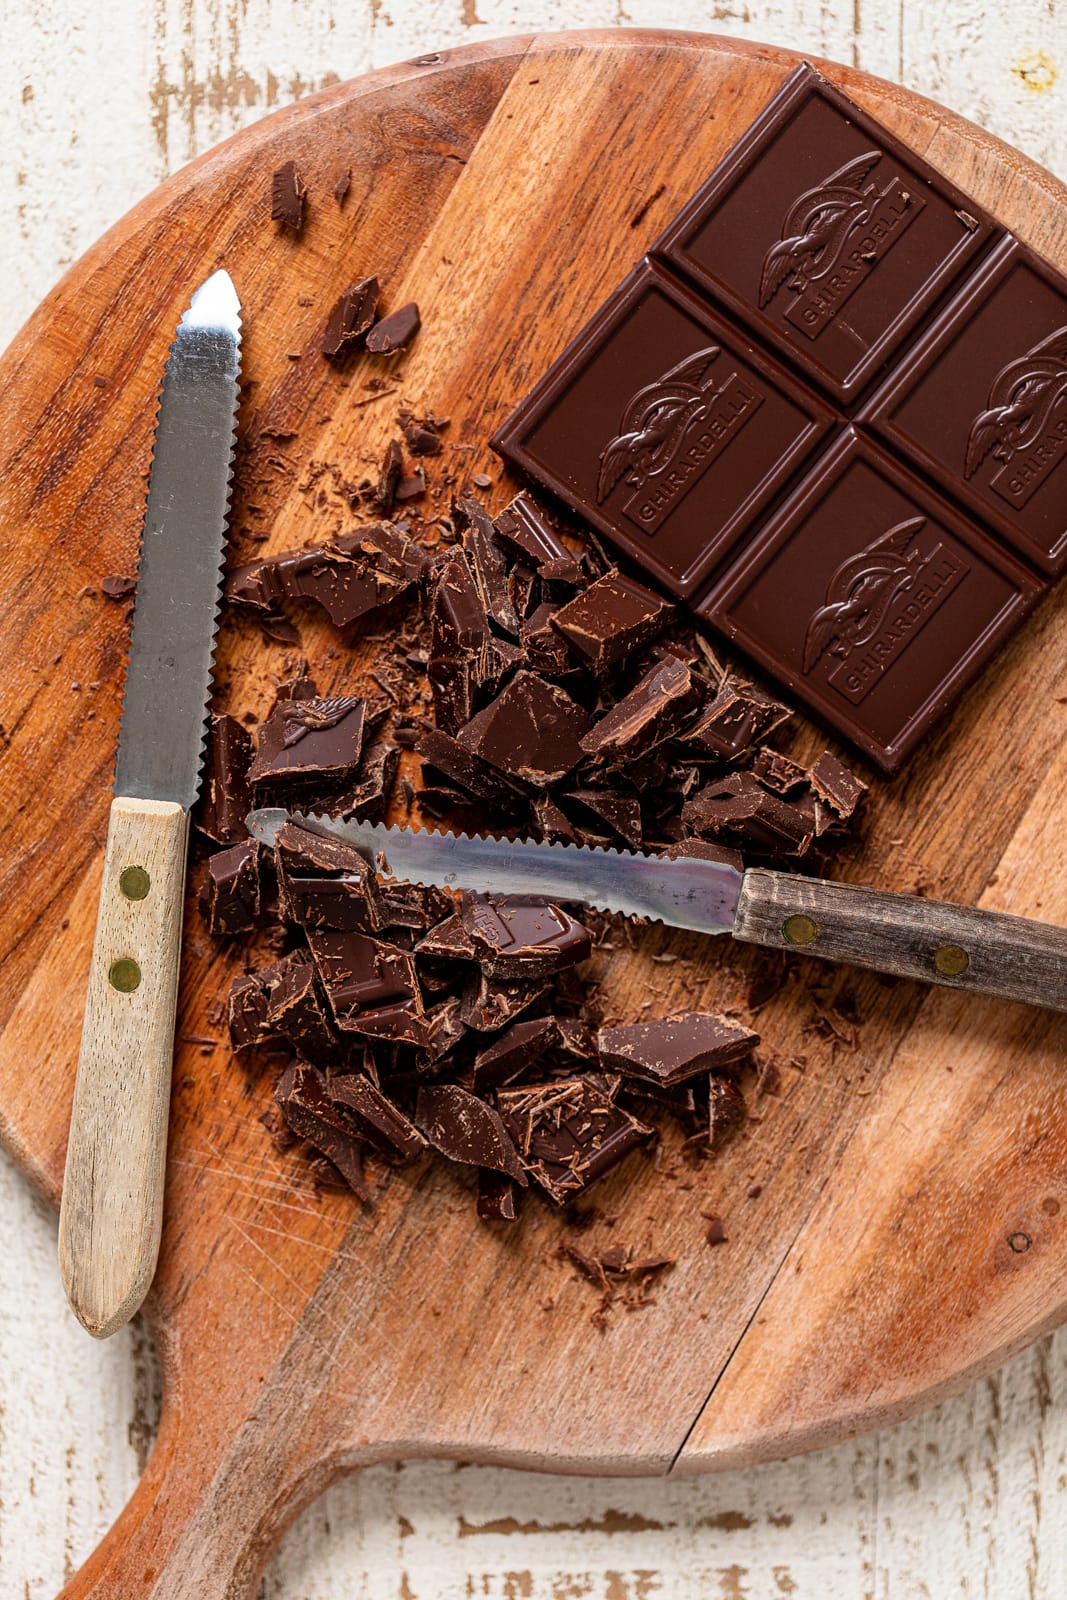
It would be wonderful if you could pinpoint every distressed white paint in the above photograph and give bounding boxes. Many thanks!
[3,1,1067,1596]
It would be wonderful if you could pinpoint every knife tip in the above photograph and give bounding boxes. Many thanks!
[183,268,241,332]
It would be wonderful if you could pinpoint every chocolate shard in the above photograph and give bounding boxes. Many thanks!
[322,277,380,358]
[498,1078,652,1205]
[318,738,399,823]
[550,571,674,670]
[376,439,404,511]
[377,880,454,933]
[683,770,813,857]
[227,966,283,1052]
[597,1012,759,1087]
[453,497,521,638]
[659,837,745,873]
[531,793,585,845]
[196,713,254,844]
[580,656,700,761]
[684,678,792,762]
[327,1071,427,1163]
[477,1169,522,1221]
[101,573,137,600]
[708,1075,747,1148]
[366,301,421,354]
[417,725,523,806]
[265,954,337,1056]
[521,603,576,676]
[471,1016,561,1090]
[750,746,809,796]
[227,524,428,629]
[809,751,867,828]
[428,553,520,733]
[492,492,582,585]
[415,1084,527,1182]
[563,789,643,849]
[248,696,366,788]
[399,412,444,456]
[415,911,478,965]
[198,840,260,936]
[271,160,306,230]
[274,820,386,931]
[459,970,550,1032]
[419,995,468,1063]
[456,671,591,786]
[307,927,425,1041]
[275,1061,371,1199]
[461,894,591,979]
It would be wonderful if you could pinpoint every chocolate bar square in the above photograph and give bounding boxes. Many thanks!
[694,429,1044,772]
[862,235,1067,575]
[491,259,835,600]
[653,65,999,403]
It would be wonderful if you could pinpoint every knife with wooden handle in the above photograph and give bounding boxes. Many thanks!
[247,810,1067,1014]
[59,271,242,1339]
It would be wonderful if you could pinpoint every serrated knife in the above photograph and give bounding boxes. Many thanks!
[59,271,242,1339]
[247,810,1067,1014]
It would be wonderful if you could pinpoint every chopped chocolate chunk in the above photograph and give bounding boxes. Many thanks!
[265,954,336,1056]
[658,837,745,873]
[684,770,813,855]
[499,1079,651,1205]
[684,678,791,762]
[472,1016,560,1090]
[454,497,521,637]
[322,277,380,358]
[462,895,591,978]
[704,1215,728,1246]
[581,657,700,760]
[227,524,428,629]
[415,1085,527,1182]
[420,994,468,1062]
[492,492,581,585]
[417,725,522,806]
[708,1076,747,1148]
[428,553,519,733]
[531,794,585,845]
[377,439,404,511]
[333,168,351,206]
[457,671,591,786]
[415,912,477,965]
[598,1012,758,1086]
[100,573,136,600]
[271,160,306,231]
[328,1072,427,1162]
[751,746,809,795]
[459,970,549,1032]
[477,1169,521,1221]
[366,301,421,354]
[809,751,867,827]
[197,713,254,845]
[564,789,643,848]
[550,572,673,670]
[399,412,443,455]
[307,927,424,1041]
[276,1061,370,1198]
[521,603,574,675]
[313,739,400,823]
[395,472,426,503]
[248,696,366,787]
[377,879,453,932]
[227,966,282,1052]
[274,820,384,924]
[199,840,260,936]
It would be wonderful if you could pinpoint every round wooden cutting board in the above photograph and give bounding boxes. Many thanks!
[3,28,1067,1599]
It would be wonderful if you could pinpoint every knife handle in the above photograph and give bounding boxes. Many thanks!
[734,868,1067,1013]
[59,796,190,1338]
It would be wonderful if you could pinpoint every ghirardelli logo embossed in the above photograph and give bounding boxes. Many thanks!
[802,515,967,704]
[596,347,764,534]
[759,151,923,341]
[964,325,1067,508]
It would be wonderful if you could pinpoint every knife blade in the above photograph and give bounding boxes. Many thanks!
[59,271,242,1339]
[247,809,1067,1016]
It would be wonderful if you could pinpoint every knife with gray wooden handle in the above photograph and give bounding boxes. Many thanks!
[59,271,242,1339]
[247,810,1067,1014]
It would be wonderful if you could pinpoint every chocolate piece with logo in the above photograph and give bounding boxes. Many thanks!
[461,895,592,978]
[597,1012,759,1087]
[492,261,835,599]
[696,430,1043,773]
[498,1079,652,1205]
[862,236,1067,575]
[249,696,366,787]
[652,64,998,402]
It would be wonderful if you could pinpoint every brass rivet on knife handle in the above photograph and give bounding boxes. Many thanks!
[733,867,1067,1012]
[119,864,151,901]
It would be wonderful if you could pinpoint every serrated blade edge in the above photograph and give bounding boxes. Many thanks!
[246,810,743,935]
[114,270,242,806]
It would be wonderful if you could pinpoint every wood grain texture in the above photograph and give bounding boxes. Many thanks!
[734,867,1067,1010]
[6,12,1067,1600]
[59,797,190,1339]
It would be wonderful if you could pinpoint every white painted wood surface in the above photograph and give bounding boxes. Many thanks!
[3,0,1067,1594]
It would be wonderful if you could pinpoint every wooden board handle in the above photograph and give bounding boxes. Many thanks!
[59,796,190,1338]
[734,868,1067,1012]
